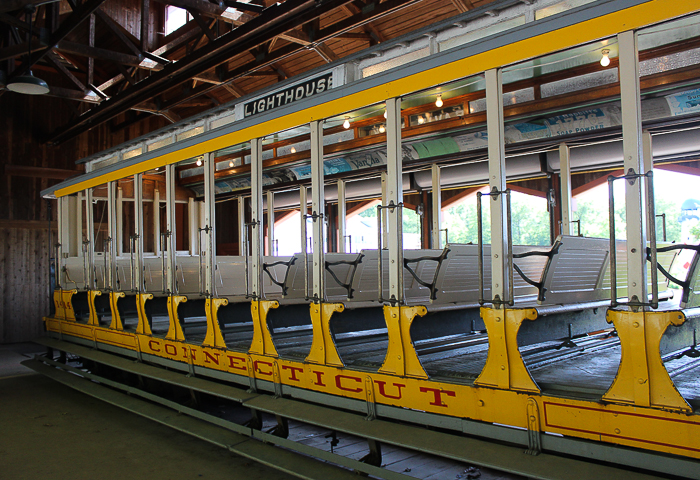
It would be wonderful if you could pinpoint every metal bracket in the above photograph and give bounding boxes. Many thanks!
[305,302,345,367]
[262,257,297,296]
[477,188,514,307]
[525,397,542,456]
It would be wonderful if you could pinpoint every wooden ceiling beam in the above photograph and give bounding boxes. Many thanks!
[188,8,217,42]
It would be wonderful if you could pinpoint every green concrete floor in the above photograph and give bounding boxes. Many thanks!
[0,343,296,480]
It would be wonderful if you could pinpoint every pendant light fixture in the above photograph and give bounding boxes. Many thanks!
[6,5,49,95]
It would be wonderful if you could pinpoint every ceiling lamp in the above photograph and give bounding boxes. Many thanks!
[435,94,443,108]
[343,117,350,129]
[7,5,49,96]
[418,116,425,125]
[229,160,234,168]
[600,49,611,67]
[196,158,203,166]
[383,110,388,119]
[291,147,296,154]
[379,125,386,134]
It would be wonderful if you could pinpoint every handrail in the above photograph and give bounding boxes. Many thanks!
[477,188,513,306]
[646,244,700,306]
[512,241,563,302]
[160,231,169,294]
[303,212,323,301]
[376,202,404,305]
[608,170,657,308]
[262,257,297,296]
[325,253,364,299]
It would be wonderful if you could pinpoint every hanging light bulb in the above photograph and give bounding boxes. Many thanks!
[196,158,202,166]
[379,125,386,134]
[155,167,159,171]
[383,110,388,119]
[291,147,296,154]
[229,160,234,168]
[435,94,443,108]
[343,117,350,129]
[417,116,425,125]
[600,49,611,67]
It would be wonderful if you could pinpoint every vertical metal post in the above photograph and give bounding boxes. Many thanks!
[619,30,648,307]
[204,153,216,296]
[188,197,197,256]
[559,143,573,236]
[165,164,177,295]
[153,188,160,257]
[642,130,653,176]
[107,182,118,291]
[251,138,264,299]
[238,196,246,256]
[381,171,388,247]
[134,173,144,293]
[310,120,325,301]
[75,192,83,258]
[57,197,65,288]
[337,180,347,253]
[85,188,95,289]
[386,97,404,305]
[486,68,509,305]
[431,164,441,248]
[267,190,275,256]
[643,129,658,307]
[300,186,309,298]
[116,186,123,256]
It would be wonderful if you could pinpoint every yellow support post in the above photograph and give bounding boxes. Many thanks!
[474,307,540,393]
[203,297,228,348]
[165,295,187,341]
[109,291,126,330]
[379,305,429,379]
[135,293,154,335]
[61,290,77,321]
[86,290,102,326]
[249,300,280,357]
[305,302,345,367]
[603,309,691,412]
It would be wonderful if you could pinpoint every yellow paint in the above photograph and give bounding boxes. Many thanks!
[108,291,126,330]
[53,290,64,320]
[49,316,700,458]
[165,295,187,341]
[249,300,280,357]
[86,290,102,326]
[61,290,77,321]
[379,305,428,379]
[135,293,154,335]
[475,307,540,393]
[305,302,345,367]
[603,309,691,412]
[203,297,228,348]
[53,0,700,198]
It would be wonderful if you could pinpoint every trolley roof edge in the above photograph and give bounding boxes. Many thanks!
[42,0,700,199]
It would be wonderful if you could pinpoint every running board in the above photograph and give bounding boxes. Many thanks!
[32,337,667,480]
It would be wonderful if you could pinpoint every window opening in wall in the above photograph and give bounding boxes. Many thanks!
[165,6,192,36]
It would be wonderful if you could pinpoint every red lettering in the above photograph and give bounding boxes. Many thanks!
[165,344,177,356]
[182,346,189,358]
[227,355,247,371]
[419,387,456,407]
[375,380,405,400]
[282,365,303,382]
[254,360,273,376]
[335,375,362,393]
[204,351,220,365]
[148,339,161,352]
[312,370,326,386]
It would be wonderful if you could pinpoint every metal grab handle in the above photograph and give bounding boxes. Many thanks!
[243,221,259,299]
[477,188,513,307]
[440,228,449,245]
[198,226,212,296]
[376,203,404,305]
[82,239,91,290]
[160,231,169,294]
[54,243,62,289]
[303,212,323,301]
[103,237,112,292]
[129,235,138,292]
[343,235,352,254]
[607,170,658,309]
[656,213,667,242]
